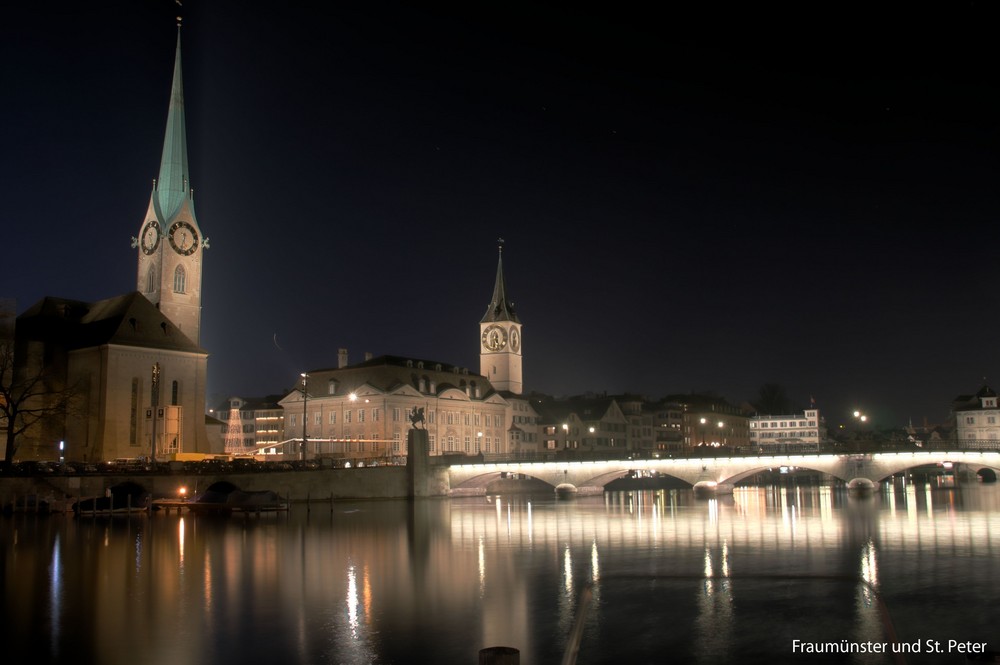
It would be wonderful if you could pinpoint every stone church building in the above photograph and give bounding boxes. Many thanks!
[13,27,211,462]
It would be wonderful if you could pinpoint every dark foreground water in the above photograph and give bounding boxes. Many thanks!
[2,482,999,665]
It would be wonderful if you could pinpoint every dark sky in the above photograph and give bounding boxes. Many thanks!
[5,1,1000,429]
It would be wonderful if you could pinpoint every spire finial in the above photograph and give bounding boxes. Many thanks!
[176,0,183,28]
[497,237,505,254]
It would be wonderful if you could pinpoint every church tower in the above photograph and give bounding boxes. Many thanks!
[134,23,206,345]
[480,241,523,394]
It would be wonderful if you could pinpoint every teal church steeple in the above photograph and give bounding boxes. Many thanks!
[155,29,193,223]
[135,21,206,345]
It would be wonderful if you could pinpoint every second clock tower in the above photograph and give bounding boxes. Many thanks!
[480,241,522,394]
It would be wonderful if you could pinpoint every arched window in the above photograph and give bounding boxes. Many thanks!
[173,265,186,293]
[146,265,156,293]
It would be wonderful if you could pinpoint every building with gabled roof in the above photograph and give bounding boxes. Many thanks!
[15,292,209,460]
[952,384,1000,446]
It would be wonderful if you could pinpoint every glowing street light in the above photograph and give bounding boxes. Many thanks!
[300,373,309,461]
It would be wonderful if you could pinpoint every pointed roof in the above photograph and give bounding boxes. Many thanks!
[16,293,204,354]
[155,28,192,222]
[481,242,520,323]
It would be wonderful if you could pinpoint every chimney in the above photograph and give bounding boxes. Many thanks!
[338,348,349,368]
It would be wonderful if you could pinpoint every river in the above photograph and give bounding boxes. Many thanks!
[2,480,998,664]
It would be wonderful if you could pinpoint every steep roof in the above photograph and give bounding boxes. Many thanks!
[154,28,194,223]
[480,244,519,324]
[16,292,204,354]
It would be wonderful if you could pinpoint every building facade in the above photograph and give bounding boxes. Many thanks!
[953,385,1000,445]
[748,408,822,450]
[278,353,512,460]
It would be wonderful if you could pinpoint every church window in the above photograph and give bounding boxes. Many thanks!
[171,380,179,405]
[173,265,186,293]
[146,266,156,293]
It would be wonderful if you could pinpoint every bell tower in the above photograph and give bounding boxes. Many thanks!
[134,20,206,345]
[480,239,523,394]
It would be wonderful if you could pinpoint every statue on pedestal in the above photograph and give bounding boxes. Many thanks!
[408,406,425,429]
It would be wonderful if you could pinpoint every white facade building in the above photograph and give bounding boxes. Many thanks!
[953,385,1000,445]
[748,408,821,450]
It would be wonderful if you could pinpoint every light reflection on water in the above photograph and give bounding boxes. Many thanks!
[1,482,999,664]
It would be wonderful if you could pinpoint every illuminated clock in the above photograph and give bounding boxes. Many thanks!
[482,324,508,351]
[168,220,199,256]
[509,327,520,353]
[140,220,160,255]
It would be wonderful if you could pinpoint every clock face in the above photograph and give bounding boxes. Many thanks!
[140,220,160,255]
[168,220,199,256]
[509,327,520,353]
[482,324,508,351]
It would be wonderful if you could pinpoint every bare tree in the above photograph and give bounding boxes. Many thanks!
[753,383,794,415]
[1,341,81,464]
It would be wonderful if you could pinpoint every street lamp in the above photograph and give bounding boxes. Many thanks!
[150,362,161,462]
[300,373,309,461]
[562,423,569,450]
[699,417,707,447]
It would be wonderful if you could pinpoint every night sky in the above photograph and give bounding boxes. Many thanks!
[6,1,1000,429]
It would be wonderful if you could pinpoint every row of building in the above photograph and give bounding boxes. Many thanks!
[216,350,826,461]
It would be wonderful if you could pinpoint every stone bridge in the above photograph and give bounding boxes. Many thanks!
[445,450,1000,495]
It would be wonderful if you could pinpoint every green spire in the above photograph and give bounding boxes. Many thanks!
[156,28,191,222]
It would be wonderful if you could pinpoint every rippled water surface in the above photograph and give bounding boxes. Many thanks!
[2,482,999,664]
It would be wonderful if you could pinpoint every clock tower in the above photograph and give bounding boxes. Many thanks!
[135,24,206,345]
[480,240,522,394]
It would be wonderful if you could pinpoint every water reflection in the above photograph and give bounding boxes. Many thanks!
[2,483,999,664]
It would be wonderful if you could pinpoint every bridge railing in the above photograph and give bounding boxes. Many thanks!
[445,440,1000,466]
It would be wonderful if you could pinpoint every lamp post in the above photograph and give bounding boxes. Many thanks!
[150,362,160,462]
[300,373,309,461]
[562,423,569,450]
[699,417,707,447]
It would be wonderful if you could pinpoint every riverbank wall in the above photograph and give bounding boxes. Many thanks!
[0,466,452,505]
